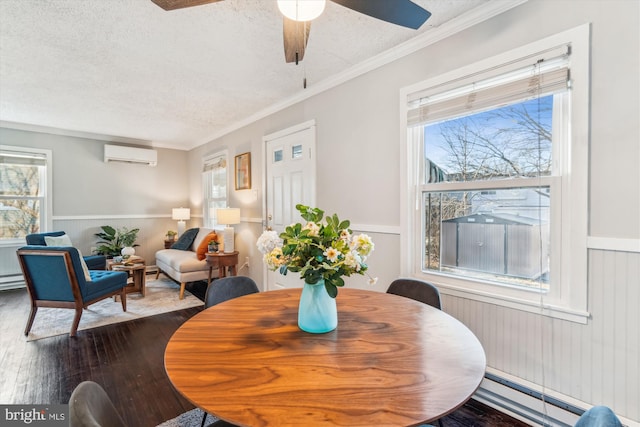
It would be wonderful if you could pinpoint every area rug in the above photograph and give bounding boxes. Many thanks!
[26,277,204,341]
[156,409,219,427]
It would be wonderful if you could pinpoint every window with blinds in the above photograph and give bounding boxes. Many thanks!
[202,152,228,228]
[401,25,590,321]
[0,146,51,240]
[410,46,570,292]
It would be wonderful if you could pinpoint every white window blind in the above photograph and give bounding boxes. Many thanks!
[0,150,47,168]
[202,153,228,228]
[407,45,570,127]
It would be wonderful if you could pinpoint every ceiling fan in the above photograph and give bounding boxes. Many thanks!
[150,0,431,64]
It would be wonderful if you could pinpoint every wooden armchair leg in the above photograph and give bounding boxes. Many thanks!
[70,307,83,337]
[179,283,186,300]
[120,288,127,312]
[24,306,38,336]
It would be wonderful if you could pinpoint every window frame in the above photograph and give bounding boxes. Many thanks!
[399,25,590,323]
[0,145,53,245]
[202,150,229,229]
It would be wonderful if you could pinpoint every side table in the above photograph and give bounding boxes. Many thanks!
[107,257,146,297]
[206,251,239,285]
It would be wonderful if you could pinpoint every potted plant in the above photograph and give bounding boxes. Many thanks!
[95,226,140,257]
[166,230,177,242]
[207,236,219,253]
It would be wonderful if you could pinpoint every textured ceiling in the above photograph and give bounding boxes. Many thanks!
[0,0,492,150]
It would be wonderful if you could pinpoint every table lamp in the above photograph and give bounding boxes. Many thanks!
[217,208,240,253]
[172,208,191,237]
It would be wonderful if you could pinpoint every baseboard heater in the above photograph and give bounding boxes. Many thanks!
[0,275,25,291]
[475,372,585,427]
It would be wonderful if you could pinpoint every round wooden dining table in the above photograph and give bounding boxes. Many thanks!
[164,288,486,427]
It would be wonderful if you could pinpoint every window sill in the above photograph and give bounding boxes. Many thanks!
[0,239,26,248]
[429,278,590,324]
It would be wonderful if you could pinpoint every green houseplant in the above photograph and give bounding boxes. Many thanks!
[207,235,219,253]
[257,204,376,297]
[94,226,140,257]
[257,205,376,333]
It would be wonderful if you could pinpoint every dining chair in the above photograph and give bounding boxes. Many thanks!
[386,278,441,309]
[69,381,127,427]
[387,278,444,427]
[204,275,260,308]
[574,406,622,427]
[200,276,260,427]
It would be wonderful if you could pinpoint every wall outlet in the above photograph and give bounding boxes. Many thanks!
[245,257,250,268]
[90,246,97,254]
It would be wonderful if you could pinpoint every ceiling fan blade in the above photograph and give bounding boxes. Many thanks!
[283,18,311,64]
[150,0,223,11]
[330,0,431,29]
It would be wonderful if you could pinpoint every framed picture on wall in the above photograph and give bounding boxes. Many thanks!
[234,152,251,190]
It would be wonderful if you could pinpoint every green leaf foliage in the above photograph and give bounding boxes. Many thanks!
[258,205,376,298]
[94,226,140,256]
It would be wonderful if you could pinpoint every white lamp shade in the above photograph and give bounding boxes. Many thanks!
[217,208,240,253]
[172,208,191,221]
[277,0,326,22]
[217,208,240,225]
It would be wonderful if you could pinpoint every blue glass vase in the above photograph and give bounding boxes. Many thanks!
[298,279,337,333]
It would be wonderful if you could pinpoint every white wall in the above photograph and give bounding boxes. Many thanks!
[190,0,640,422]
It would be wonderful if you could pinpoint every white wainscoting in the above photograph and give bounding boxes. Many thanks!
[0,244,23,290]
[0,215,190,290]
[443,248,640,424]
[52,215,189,267]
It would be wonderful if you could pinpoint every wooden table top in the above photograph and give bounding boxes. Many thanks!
[164,288,486,427]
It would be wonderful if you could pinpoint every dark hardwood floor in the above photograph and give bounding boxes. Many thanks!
[0,283,529,427]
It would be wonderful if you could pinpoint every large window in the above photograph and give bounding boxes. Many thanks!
[401,26,590,322]
[0,146,52,242]
[202,152,228,228]
[420,94,558,291]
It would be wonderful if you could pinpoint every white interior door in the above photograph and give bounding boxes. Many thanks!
[264,121,316,291]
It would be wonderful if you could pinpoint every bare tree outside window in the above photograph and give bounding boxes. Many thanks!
[422,96,553,289]
[0,155,45,239]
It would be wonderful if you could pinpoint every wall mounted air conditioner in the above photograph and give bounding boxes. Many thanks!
[104,144,157,166]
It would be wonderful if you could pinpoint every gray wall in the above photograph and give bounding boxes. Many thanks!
[190,0,640,422]
[0,127,191,267]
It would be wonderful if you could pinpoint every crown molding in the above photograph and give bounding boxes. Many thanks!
[0,120,157,147]
[191,0,528,150]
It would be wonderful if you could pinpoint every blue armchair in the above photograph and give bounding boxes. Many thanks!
[17,246,128,337]
[25,231,107,270]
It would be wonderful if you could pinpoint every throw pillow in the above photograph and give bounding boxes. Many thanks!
[44,234,73,246]
[196,231,218,260]
[44,234,92,282]
[171,228,200,251]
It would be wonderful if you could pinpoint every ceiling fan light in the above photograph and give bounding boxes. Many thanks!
[277,0,326,22]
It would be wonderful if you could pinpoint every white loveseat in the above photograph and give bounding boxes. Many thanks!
[155,228,218,299]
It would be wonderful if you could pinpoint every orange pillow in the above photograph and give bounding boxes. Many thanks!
[196,232,218,260]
